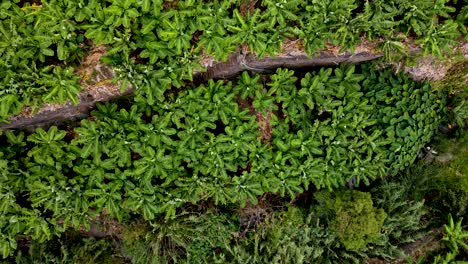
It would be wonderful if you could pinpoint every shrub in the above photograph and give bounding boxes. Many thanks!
[314,190,386,250]
[121,211,236,264]
[10,235,123,264]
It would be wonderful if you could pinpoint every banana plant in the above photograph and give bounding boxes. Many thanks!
[123,187,160,220]
[59,189,91,231]
[198,124,257,180]
[229,174,264,207]
[267,68,297,98]
[19,208,54,242]
[196,141,233,180]
[351,0,398,39]
[268,68,307,123]
[105,0,140,28]
[248,141,274,171]
[80,0,138,45]
[73,158,114,189]
[301,70,334,106]
[325,0,360,50]
[260,0,302,28]
[27,126,72,167]
[293,19,328,55]
[40,66,81,105]
[36,0,83,61]
[204,180,231,206]
[220,124,259,161]
[140,40,175,64]
[297,0,357,53]
[177,116,216,150]
[132,116,174,157]
[235,71,263,100]
[300,156,326,190]
[91,103,119,121]
[0,95,22,123]
[73,119,107,164]
[265,168,303,198]
[138,0,163,17]
[253,89,278,114]
[194,0,237,60]
[0,4,54,64]
[199,80,237,125]
[157,11,194,55]
[103,133,134,168]
[26,169,70,217]
[0,186,21,258]
[227,9,281,57]
[134,146,177,186]
[84,181,123,221]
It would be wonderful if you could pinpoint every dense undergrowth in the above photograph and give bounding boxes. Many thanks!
[1,0,467,121]
[2,132,466,263]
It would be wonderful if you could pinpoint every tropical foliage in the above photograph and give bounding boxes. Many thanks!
[0,0,466,262]
[0,64,446,258]
[0,0,465,121]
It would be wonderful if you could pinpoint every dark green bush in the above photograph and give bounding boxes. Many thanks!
[121,211,236,264]
[315,190,387,250]
[228,207,347,264]
[395,132,468,225]
[225,186,426,263]
[9,235,123,264]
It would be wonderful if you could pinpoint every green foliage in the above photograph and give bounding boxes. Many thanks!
[362,64,446,173]
[11,235,124,264]
[315,190,386,250]
[399,132,468,224]
[369,179,427,259]
[433,215,468,264]
[295,0,358,54]
[0,0,84,122]
[0,64,82,122]
[229,207,345,264]
[1,0,464,121]
[228,9,283,58]
[226,186,425,264]
[0,0,464,260]
[121,211,236,264]
[374,183,426,243]
[0,0,82,65]
[415,19,460,58]
[433,61,468,129]
[455,0,468,40]
[0,66,447,258]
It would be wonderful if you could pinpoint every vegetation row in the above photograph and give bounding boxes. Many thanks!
[0,64,448,258]
[1,0,466,121]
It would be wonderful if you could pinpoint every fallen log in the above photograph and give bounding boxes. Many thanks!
[194,51,382,81]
